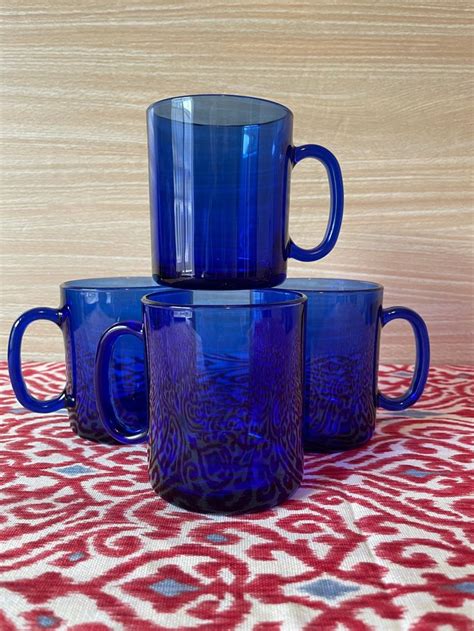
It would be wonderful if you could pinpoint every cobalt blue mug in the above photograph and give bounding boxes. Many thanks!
[281,279,430,452]
[8,277,157,442]
[147,94,344,289]
[95,288,307,514]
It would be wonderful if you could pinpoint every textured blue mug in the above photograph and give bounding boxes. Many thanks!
[148,94,344,289]
[281,279,430,452]
[8,277,157,442]
[95,288,307,514]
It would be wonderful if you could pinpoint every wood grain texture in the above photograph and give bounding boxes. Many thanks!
[1,0,473,363]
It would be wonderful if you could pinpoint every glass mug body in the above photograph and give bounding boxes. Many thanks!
[95,289,307,514]
[8,277,157,442]
[281,279,430,452]
[148,94,344,289]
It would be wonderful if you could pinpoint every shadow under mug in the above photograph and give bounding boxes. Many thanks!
[148,94,344,289]
[281,279,430,452]
[8,277,157,442]
[95,288,307,514]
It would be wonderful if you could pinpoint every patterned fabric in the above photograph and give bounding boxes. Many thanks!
[0,361,472,630]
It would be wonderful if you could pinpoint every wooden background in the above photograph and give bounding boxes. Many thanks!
[1,0,472,363]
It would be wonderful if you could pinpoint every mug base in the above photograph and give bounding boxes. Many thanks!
[152,273,286,290]
[70,422,122,445]
[155,480,302,515]
[303,432,374,454]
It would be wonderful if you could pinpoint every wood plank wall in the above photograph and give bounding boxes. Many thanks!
[1,0,472,363]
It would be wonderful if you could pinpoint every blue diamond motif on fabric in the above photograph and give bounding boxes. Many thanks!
[405,469,432,478]
[150,578,198,597]
[54,465,94,476]
[300,578,359,601]
[207,534,227,543]
[393,410,439,419]
[68,552,85,561]
[37,616,56,628]
[452,582,474,594]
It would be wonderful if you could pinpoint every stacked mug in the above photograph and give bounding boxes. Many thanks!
[8,94,430,514]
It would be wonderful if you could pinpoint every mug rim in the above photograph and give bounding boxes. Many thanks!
[146,93,292,127]
[282,277,384,294]
[142,288,307,310]
[61,277,158,291]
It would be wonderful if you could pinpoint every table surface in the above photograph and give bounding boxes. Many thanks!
[2,1,473,365]
[0,362,472,630]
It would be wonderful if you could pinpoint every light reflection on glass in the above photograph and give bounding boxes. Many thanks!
[171,97,195,275]
[239,125,259,276]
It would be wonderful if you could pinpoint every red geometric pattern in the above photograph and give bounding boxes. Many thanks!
[1,361,473,630]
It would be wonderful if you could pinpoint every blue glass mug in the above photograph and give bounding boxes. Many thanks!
[148,94,344,289]
[95,289,307,514]
[281,279,430,452]
[8,277,157,442]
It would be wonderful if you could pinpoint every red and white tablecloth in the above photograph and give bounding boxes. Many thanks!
[0,362,473,630]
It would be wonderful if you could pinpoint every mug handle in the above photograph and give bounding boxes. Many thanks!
[95,320,148,444]
[8,307,69,413]
[378,306,430,411]
[289,144,344,262]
